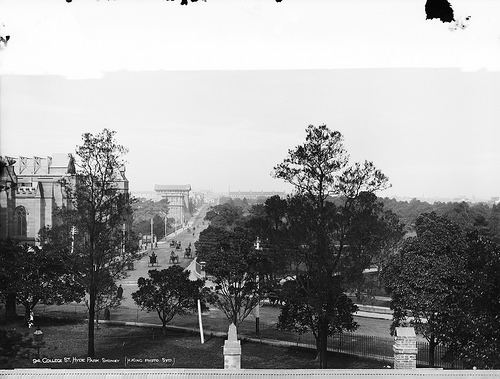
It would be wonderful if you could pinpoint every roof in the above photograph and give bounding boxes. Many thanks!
[155,184,191,192]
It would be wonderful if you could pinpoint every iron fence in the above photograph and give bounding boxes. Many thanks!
[281,331,463,369]
[32,303,463,369]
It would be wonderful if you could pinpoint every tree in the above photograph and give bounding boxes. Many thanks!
[85,270,121,327]
[436,232,500,368]
[382,212,500,368]
[339,192,404,300]
[198,226,266,327]
[272,124,390,368]
[381,212,467,367]
[278,273,358,351]
[0,239,84,326]
[0,240,22,320]
[58,129,134,357]
[204,202,245,230]
[131,198,170,239]
[132,266,207,334]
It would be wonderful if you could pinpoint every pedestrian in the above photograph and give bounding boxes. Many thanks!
[104,307,110,321]
[117,284,123,299]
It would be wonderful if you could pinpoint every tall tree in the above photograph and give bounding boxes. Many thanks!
[381,212,467,367]
[439,232,500,368]
[272,124,390,368]
[132,266,207,334]
[59,129,134,357]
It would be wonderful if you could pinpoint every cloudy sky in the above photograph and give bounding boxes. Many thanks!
[1,0,499,201]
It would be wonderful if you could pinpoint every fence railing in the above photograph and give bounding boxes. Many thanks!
[280,331,463,369]
[33,303,463,369]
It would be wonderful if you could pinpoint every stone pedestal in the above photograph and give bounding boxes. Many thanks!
[393,327,418,369]
[223,323,241,369]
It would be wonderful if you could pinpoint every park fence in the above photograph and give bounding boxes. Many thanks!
[34,303,463,369]
[281,331,463,369]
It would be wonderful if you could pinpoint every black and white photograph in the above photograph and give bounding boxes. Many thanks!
[1,0,500,376]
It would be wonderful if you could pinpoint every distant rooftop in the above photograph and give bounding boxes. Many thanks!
[155,184,191,192]
[228,191,286,199]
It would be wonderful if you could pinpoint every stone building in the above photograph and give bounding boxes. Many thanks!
[0,153,129,245]
[154,184,191,227]
[0,154,76,244]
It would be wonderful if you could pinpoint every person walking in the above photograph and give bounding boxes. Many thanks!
[117,284,123,299]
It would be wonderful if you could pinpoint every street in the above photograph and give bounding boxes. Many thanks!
[117,204,210,308]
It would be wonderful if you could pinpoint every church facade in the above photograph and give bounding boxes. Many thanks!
[0,154,77,244]
[0,153,128,245]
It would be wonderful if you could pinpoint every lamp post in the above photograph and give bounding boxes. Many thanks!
[33,327,44,358]
[254,237,262,337]
[159,211,167,241]
[150,217,154,250]
[70,226,77,254]
[122,223,126,254]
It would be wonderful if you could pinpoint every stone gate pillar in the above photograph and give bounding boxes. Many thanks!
[223,323,241,369]
[393,327,417,369]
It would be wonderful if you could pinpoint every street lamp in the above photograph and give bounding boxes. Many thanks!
[33,326,44,358]
[254,237,262,337]
[159,211,167,241]
[150,217,154,250]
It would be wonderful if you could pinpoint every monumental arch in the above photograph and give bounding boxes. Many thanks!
[154,184,191,227]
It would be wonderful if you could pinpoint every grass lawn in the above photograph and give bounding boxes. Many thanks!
[1,316,384,370]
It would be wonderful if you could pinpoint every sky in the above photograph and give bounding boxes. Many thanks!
[1,0,499,201]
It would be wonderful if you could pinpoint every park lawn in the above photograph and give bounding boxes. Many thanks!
[1,317,383,370]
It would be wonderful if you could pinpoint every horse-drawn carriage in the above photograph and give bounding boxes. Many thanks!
[169,251,179,264]
[175,241,182,250]
[184,246,192,258]
[148,253,158,267]
[169,240,176,248]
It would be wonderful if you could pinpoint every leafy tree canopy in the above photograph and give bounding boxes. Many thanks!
[382,212,500,368]
[132,266,207,333]
[271,124,392,368]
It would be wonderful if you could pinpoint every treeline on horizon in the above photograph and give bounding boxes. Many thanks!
[218,195,500,245]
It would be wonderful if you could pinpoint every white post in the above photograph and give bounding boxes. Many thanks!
[223,323,241,369]
[70,226,76,254]
[197,299,204,344]
[122,223,126,254]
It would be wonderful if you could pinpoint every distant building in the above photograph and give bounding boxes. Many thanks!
[130,191,157,201]
[154,184,191,226]
[228,190,286,200]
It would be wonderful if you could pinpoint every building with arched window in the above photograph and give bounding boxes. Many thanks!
[14,206,27,238]
[0,154,76,244]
